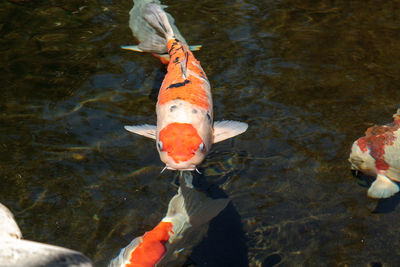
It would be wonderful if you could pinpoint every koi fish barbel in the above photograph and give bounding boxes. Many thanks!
[123,1,248,171]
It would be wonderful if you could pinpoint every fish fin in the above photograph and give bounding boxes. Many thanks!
[188,45,202,51]
[387,167,400,182]
[393,109,400,121]
[368,173,399,198]
[108,236,143,267]
[180,45,188,79]
[137,33,169,54]
[163,173,229,237]
[142,3,174,39]
[124,124,157,139]
[120,45,144,52]
[213,120,248,143]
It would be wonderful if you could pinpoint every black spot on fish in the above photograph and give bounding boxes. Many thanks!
[170,105,177,112]
[207,112,212,123]
[173,57,180,64]
[200,71,207,80]
[192,109,198,114]
[166,79,190,90]
[168,41,178,55]
[173,97,182,100]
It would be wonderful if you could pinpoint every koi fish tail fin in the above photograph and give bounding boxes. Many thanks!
[108,236,142,267]
[162,172,230,241]
[142,3,174,40]
[124,1,201,59]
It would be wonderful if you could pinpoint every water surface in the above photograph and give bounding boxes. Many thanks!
[1,0,400,266]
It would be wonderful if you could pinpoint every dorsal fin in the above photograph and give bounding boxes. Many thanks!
[180,44,189,79]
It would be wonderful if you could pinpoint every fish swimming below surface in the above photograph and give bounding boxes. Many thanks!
[0,203,93,267]
[123,1,248,171]
[349,109,400,198]
[108,173,230,267]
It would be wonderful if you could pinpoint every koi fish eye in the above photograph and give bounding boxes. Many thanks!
[158,141,163,151]
[199,142,205,151]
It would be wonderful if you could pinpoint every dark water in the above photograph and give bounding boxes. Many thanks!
[2,0,400,266]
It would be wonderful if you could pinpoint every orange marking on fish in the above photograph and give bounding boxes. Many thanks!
[151,53,170,64]
[126,221,173,267]
[157,39,209,109]
[159,123,203,163]
[357,121,400,171]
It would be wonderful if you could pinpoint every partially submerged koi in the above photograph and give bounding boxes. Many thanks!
[349,109,400,198]
[108,174,229,267]
[124,2,248,171]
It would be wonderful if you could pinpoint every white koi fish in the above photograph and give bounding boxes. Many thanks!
[349,109,400,198]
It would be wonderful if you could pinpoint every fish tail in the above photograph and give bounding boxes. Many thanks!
[162,172,230,240]
[142,3,174,39]
[125,1,201,63]
[108,236,142,267]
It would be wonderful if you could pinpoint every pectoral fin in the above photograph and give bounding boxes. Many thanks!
[124,124,157,139]
[188,45,202,51]
[213,120,248,143]
[368,173,399,198]
[121,45,144,52]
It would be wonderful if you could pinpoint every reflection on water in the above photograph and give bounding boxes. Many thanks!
[2,0,400,266]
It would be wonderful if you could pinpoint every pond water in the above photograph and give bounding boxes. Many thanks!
[1,0,400,266]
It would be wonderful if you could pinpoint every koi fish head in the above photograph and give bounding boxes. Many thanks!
[349,140,377,176]
[157,122,209,171]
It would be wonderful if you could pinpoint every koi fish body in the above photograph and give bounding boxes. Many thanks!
[349,109,400,198]
[108,173,230,267]
[124,2,248,171]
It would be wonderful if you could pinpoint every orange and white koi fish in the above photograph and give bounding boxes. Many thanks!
[108,174,229,267]
[121,0,201,64]
[124,2,248,171]
[349,109,400,198]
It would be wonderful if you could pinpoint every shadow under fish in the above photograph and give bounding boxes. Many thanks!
[183,172,249,267]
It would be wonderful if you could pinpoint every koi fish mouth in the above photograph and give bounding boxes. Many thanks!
[348,155,364,169]
[165,165,196,171]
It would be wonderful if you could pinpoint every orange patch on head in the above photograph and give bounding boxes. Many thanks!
[127,221,173,267]
[159,123,203,163]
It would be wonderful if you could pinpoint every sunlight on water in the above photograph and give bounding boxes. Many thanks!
[1,0,400,266]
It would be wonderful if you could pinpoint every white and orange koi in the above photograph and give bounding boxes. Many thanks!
[349,109,400,198]
[108,174,229,267]
[124,2,248,171]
